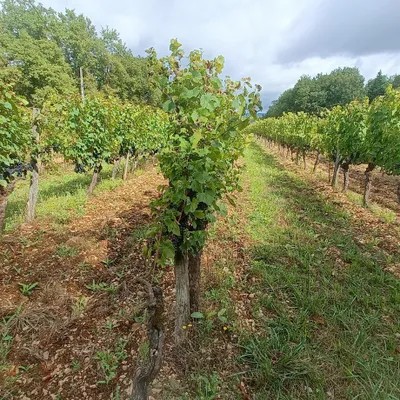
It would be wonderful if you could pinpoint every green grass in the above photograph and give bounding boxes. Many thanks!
[4,163,122,231]
[237,143,400,399]
[346,191,397,223]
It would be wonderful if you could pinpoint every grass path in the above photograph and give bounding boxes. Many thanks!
[229,143,400,399]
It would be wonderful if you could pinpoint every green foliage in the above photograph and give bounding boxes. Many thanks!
[367,86,400,174]
[250,86,400,176]
[151,39,261,263]
[366,71,390,101]
[0,0,161,105]
[0,84,31,187]
[267,67,365,117]
[62,95,121,173]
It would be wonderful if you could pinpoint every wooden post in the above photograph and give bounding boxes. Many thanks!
[26,108,40,223]
[80,67,85,103]
[123,151,130,181]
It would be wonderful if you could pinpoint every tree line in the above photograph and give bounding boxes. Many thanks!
[267,68,400,117]
[0,0,161,107]
[247,86,400,207]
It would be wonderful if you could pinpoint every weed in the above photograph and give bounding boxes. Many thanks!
[55,244,78,258]
[71,296,88,318]
[94,338,127,384]
[104,318,119,332]
[78,261,92,269]
[194,372,220,400]
[100,258,114,268]
[18,282,38,296]
[71,359,80,371]
[94,351,119,384]
[0,305,22,374]
[85,280,118,294]
[111,385,121,400]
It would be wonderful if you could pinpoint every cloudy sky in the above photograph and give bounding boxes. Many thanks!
[40,0,400,109]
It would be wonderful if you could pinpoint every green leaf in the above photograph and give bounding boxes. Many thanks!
[197,190,214,206]
[217,308,226,317]
[192,130,202,148]
[191,110,199,123]
[191,312,204,319]
[162,100,175,112]
[226,195,236,207]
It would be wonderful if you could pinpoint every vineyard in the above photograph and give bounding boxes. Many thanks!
[245,86,400,208]
[1,8,400,399]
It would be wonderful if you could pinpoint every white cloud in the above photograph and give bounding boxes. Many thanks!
[40,0,400,108]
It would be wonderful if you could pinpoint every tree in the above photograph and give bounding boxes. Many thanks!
[266,88,295,117]
[150,40,261,345]
[266,67,365,116]
[391,75,400,90]
[292,75,326,114]
[321,67,365,108]
[0,0,162,105]
[366,71,390,101]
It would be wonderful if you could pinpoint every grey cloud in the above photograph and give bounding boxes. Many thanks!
[277,0,400,63]
[39,0,400,109]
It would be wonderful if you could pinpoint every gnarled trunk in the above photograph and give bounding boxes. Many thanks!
[328,162,332,182]
[0,182,15,234]
[112,158,122,180]
[302,149,307,170]
[296,150,300,165]
[341,162,350,193]
[131,279,164,400]
[26,108,40,223]
[123,151,130,181]
[26,160,39,222]
[88,165,102,195]
[313,151,320,173]
[331,152,341,188]
[188,250,202,314]
[397,180,400,205]
[174,251,190,345]
[363,163,375,206]
[130,154,138,173]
